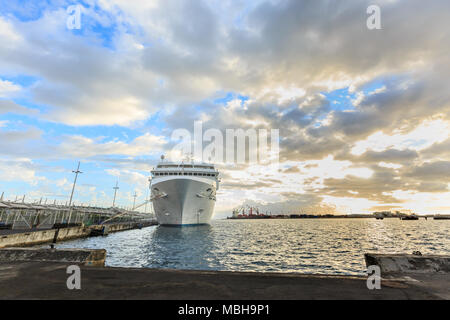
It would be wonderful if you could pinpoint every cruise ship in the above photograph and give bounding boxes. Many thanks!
[150,156,219,226]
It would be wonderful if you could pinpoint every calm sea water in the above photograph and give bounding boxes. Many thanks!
[54,219,450,275]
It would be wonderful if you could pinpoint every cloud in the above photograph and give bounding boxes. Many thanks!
[321,167,405,203]
[283,166,301,173]
[0,16,22,45]
[0,124,167,165]
[0,126,43,157]
[0,79,21,97]
[105,168,149,189]
[405,161,450,182]
[421,138,450,160]
[0,158,45,185]
[0,99,37,115]
[56,133,167,158]
[239,193,337,215]
[1,0,450,214]
[338,149,419,164]
[1,0,447,127]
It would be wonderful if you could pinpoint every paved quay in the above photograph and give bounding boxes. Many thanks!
[0,261,444,300]
[0,249,448,300]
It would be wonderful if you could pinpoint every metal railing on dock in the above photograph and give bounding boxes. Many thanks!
[0,201,155,231]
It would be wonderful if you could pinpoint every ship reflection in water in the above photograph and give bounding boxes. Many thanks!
[147,225,220,270]
[54,219,450,276]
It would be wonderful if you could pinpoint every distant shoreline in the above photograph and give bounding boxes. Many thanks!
[224,215,449,220]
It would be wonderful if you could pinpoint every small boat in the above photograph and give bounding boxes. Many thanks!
[433,216,450,220]
[401,215,419,220]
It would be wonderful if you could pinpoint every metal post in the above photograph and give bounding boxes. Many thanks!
[133,192,137,210]
[144,183,150,214]
[112,181,119,207]
[68,162,82,224]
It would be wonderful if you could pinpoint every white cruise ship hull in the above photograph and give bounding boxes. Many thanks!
[151,177,216,225]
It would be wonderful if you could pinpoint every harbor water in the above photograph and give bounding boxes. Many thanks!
[54,218,450,275]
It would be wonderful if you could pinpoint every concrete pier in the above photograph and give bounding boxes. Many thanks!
[0,249,448,300]
[364,253,450,299]
[0,248,106,266]
[0,221,157,248]
[365,253,450,274]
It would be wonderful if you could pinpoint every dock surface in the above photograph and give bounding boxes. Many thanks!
[0,261,445,300]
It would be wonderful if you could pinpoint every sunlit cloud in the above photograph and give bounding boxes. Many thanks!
[0,0,449,215]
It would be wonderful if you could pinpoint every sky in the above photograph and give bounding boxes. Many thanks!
[0,0,449,218]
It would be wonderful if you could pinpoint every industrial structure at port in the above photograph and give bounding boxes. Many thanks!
[228,206,449,220]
